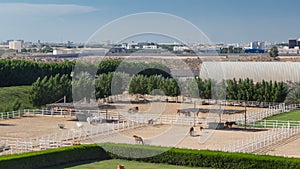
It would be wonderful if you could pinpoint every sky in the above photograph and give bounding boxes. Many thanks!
[0,0,299,44]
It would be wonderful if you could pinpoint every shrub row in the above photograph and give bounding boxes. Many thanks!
[104,143,300,169]
[0,144,109,169]
[1,143,300,169]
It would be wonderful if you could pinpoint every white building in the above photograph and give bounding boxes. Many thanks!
[8,41,22,52]
[173,46,189,52]
[142,45,157,49]
[250,41,265,50]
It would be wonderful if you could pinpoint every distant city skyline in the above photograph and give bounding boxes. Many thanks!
[0,0,299,44]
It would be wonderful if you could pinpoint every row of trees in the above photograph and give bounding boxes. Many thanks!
[30,74,72,106]
[30,73,179,106]
[1,59,171,87]
[129,75,180,97]
[184,78,288,103]
[225,78,287,102]
[97,60,171,78]
[0,60,74,87]
[30,71,290,107]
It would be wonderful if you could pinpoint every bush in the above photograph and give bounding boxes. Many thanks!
[1,143,300,169]
[103,143,300,169]
[0,144,109,169]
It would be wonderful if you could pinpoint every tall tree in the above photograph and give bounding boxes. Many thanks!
[269,46,279,58]
[285,83,300,104]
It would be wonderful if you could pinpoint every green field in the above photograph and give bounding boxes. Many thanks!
[251,110,300,128]
[263,110,300,121]
[0,86,35,112]
[45,159,211,169]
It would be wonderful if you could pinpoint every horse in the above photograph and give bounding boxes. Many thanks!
[148,119,154,125]
[177,109,191,117]
[73,140,81,145]
[189,127,194,136]
[133,135,144,145]
[200,126,203,132]
[225,121,237,128]
[128,106,139,113]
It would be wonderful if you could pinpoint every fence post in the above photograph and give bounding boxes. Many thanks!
[123,121,125,131]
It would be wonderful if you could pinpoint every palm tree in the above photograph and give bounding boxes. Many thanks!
[285,83,300,104]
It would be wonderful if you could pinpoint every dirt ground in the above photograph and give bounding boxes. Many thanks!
[109,102,263,122]
[0,116,78,138]
[267,138,300,158]
[0,102,299,158]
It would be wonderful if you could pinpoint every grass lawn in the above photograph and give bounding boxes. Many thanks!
[45,159,211,169]
[263,110,300,121]
[251,110,300,128]
[0,86,35,112]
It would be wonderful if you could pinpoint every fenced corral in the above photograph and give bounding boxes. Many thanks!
[0,118,149,155]
[1,101,299,156]
[249,120,300,128]
[220,125,300,154]
[226,103,299,127]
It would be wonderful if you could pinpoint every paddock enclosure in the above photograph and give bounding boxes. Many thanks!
[1,100,300,158]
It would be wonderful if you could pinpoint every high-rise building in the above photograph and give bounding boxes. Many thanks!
[9,41,22,52]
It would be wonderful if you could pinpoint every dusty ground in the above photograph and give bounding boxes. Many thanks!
[267,137,300,158]
[110,102,263,121]
[0,116,78,138]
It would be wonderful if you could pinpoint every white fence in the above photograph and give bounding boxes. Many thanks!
[227,103,299,126]
[0,118,149,155]
[220,125,300,153]
[125,113,206,126]
[0,110,23,120]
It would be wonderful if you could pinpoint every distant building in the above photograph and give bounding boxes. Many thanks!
[142,45,157,49]
[244,49,265,53]
[8,41,22,52]
[250,41,265,50]
[289,39,298,49]
[173,46,189,52]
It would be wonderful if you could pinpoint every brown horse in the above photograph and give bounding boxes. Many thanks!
[133,135,144,145]
[189,127,194,136]
[177,109,191,117]
[128,107,139,113]
[225,121,237,128]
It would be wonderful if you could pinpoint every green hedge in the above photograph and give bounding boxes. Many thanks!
[1,143,300,169]
[103,143,300,169]
[0,144,109,169]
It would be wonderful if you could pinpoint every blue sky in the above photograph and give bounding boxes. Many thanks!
[0,0,299,44]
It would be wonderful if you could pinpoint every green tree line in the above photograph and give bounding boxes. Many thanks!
[30,74,72,106]
[0,59,170,87]
[30,71,289,107]
[0,60,74,87]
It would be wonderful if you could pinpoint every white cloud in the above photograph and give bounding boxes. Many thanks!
[0,3,98,16]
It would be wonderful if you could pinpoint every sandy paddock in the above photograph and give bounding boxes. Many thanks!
[109,102,264,122]
[0,102,298,157]
[0,116,78,138]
